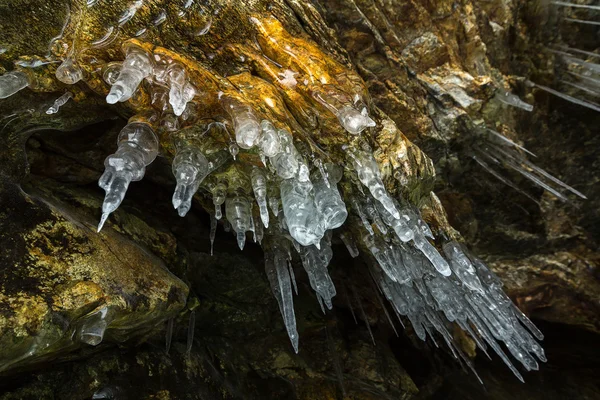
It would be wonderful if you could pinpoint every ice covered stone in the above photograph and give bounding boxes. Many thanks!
[97,122,159,231]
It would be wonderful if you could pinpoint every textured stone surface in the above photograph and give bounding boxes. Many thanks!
[0,0,598,398]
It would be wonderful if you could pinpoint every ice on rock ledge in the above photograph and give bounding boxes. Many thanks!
[225,195,252,250]
[251,167,270,228]
[106,44,153,104]
[220,96,261,149]
[495,89,533,112]
[97,122,158,231]
[259,120,282,158]
[280,177,324,247]
[166,63,194,116]
[0,70,29,99]
[171,146,209,217]
[312,86,376,135]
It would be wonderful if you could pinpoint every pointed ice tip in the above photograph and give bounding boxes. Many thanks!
[172,198,182,209]
[97,212,109,232]
[106,92,120,104]
[291,337,299,354]
[237,233,245,250]
[177,206,189,217]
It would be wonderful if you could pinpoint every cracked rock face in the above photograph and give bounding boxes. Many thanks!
[0,0,599,399]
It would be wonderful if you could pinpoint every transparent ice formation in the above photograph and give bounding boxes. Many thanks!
[172,146,209,217]
[97,122,159,231]
[220,96,261,149]
[280,177,324,247]
[312,87,376,134]
[348,147,400,219]
[297,234,336,309]
[495,89,533,112]
[46,91,73,114]
[56,57,83,85]
[270,129,300,179]
[0,71,29,99]
[225,195,252,250]
[313,164,347,230]
[166,63,194,116]
[106,45,153,104]
[251,167,270,228]
[211,182,227,220]
[265,237,299,353]
[258,120,282,158]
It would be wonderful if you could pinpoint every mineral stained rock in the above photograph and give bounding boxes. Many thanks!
[0,0,599,399]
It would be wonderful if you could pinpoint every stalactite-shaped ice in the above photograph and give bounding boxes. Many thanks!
[258,120,282,158]
[97,122,159,231]
[348,147,400,219]
[172,146,208,217]
[352,197,374,235]
[313,165,348,230]
[46,91,73,114]
[495,89,533,112]
[270,129,300,179]
[443,241,485,294]
[106,44,153,104]
[251,167,270,228]
[56,57,83,85]
[265,238,299,353]
[297,235,336,309]
[280,177,324,247]
[211,182,227,219]
[220,96,261,149]
[375,200,414,242]
[0,71,29,99]
[312,87,376,134]
[80,307,112,346]
[166,63,193,116]
[339,232,359,258]
[209,213,217,256]
[225,195,252,250]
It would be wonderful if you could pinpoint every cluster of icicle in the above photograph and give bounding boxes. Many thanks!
[0,40,548,383]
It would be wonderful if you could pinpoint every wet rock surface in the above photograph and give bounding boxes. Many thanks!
[0,0,599,399]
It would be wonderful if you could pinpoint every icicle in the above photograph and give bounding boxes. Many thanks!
[186,310,195,356]
[528,81,600,112]
[209,212,217,256]
[350,284,375,345]
[325,326,347,397]
[352,197,374,235]
[375,200,413,242]
[313,165,348,230]
[253,212,264,244]
[297,236,336,308]
[220,96,261,149]
[251,167,270,228]
[371,280,399,337]
[258,120,282,157]
[46,91,73,114]
[56,57,84,85]
[339,232,359,258]
[495,89,533,112]
[211,182,227,220]
[348,147,400,219]
[341,283,358,324]
[228,142,239,160]
[225,195,252,250]
[280,177,324,247]
[270,129,300,179]
[443,241,485,294]
[0,71,29,99]
[288,259,297,295]
[97,122,159,231]
[265,238,299,353]
[172,146,209,217]
[485,129,536,158]
[165,318,174,354]
[167,63,193,116]
[551,1,600,10]
[106,44,153,104]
